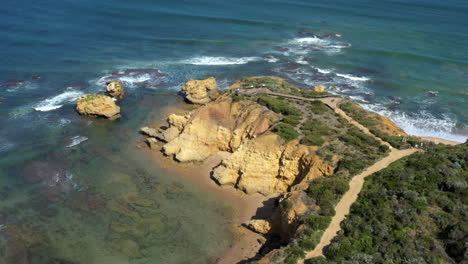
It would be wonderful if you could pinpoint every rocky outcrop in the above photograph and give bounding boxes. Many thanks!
[313,85,326,92]
[271,191,315,240]
[247,219,272,235]
[212,136,334,195]
[181,77,219,104]
[76,94,121,119]
[106,80,125,99]
[161,97,279,162]
[148,95,333,194]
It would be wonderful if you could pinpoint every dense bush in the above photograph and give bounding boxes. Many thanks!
[241,77,295,91]
[301,120,331,135]
[309,100,330,114]
[313,144,468,264]
[258,95,302,116]
[273,122,300,141]
[301,134,325,146]
[283,115,302,126]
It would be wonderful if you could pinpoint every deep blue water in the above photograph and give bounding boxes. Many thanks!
[0,0,467,263]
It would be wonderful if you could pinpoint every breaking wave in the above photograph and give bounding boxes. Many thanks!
[181,56,261,65]
[33,88,84,112]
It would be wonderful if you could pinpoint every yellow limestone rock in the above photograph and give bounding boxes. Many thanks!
[313,85,326,92]
[76,94,121,119]
[247,219,272,234]
[162,98,279,162]
[212,135,334,195]
[181,77,219,104]
[106,80,125,99]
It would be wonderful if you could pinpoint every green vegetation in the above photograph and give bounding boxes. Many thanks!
[258,95,302,116]
[290,89,330,98]
[301,134,324,146]
[240,77,296,91]
[340,102,413,148]
[78,94,104,102]
[309,101,329,114]
[281,174,352,264]
[283,115,302,126]
[273,123,300,141]
[307,144,468,264]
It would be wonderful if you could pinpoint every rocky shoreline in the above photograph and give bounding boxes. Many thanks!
[78,75,461,263]
[136,76,430,263]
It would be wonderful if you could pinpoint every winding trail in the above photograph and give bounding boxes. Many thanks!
[298,148,419,262]
[239,88,420,263]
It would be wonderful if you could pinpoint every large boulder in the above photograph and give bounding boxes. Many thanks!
[313,85,326,92]
[106,80,125,99]
[181,77,219,104]
[76,94,121,119]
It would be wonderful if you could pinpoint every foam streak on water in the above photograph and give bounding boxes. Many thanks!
[33,89,84,112]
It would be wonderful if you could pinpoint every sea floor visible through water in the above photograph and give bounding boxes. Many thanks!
[0,94,238,264]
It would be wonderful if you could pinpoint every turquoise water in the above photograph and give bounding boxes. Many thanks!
[0,0,467,263]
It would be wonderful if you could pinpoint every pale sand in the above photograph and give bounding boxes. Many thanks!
[298,148,420,263]
[140,92,461,264]
[146,146,273,264]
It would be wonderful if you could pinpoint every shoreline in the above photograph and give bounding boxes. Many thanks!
[146,147,273,264]
[138,92,464,264]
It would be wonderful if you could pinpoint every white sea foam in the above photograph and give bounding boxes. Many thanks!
[335,73,370,82]
[265,55,279,63]
[66,135,88,148]
[296,57,309,65]
[290,37,330,45]
[96,68,166,88]
[34,88,84,112]
[117,74,152,84]
[364,104,467,143]
[314,67,332,74]
[182,56,260,65]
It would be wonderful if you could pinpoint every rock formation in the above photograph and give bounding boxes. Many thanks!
[161,97,279,162]
[76,94,121,119]
[145,91,333,194]
[247,219,272,235]
[313,85,326,92]
[212,136,334,195]
[106,80,125,99]
[181,77,219,104]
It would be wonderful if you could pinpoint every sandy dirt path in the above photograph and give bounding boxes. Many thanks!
[297,148,420,263]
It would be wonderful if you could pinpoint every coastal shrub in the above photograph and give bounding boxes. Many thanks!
[301,120,331,135]
[283,115,302,126]
[336,158,367,175]
[306,215,331,230]
[241,77,295,91]
[258,95,302,116]
[290,88,330,98]
[385,135,405,149]
[317,144,468,263]
[301,134,325,146]
[284,244,306,264]
[309,100,329,114]
[273,123,299,141]
[230,94,247,102]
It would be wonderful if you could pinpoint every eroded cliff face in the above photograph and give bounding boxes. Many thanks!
[143,83,334,195]
[212,136,333,195]
[161,97,279,162]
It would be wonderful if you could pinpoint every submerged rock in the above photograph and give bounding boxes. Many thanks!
[181,77,219,104]
[76,94,121,119]
[106,80,125,99]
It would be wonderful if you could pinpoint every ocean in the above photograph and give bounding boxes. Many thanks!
[0,0,467,263]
